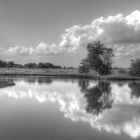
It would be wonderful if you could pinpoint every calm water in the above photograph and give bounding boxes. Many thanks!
[0,76,140,140]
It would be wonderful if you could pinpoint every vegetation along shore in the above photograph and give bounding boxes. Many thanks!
[0,68,140,81]
[1,41,140,81]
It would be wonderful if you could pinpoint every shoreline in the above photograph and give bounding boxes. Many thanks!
[0,68,140,81]
[0,73,140,81]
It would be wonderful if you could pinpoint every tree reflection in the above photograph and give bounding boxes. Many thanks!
[78,80,113,116]
[78,79,89,93]
[129,82,140,98]
[16,76,53,85]
[117,82,126,87]
[37,77,53,85]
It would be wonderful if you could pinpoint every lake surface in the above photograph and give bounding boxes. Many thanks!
[0,76,140,140]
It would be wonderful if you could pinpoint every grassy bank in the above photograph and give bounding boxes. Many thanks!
[0,68,140,81]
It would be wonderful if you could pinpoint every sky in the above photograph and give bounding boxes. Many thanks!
[0,0,140,67]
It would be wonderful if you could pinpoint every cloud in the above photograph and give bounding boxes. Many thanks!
[36,43,62,55]
[5,46,34,56]
[59,10,140,57]
[1,10,140,61]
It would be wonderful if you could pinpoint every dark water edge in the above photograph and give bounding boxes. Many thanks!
[0,73,140,81]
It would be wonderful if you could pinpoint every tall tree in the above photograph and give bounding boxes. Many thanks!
[80,41,114,75]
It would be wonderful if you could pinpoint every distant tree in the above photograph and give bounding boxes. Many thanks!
[54,65,62,69]
[113,67,119,69]
[117,68,128,75]
[129,58,140,77]
[0,60,7,68]
[0,59,64,69]
[80,41,114,75]
[23,63,37,69]
[14,64,22,68]
[37,63,45,68]
[67,67,74,69]
[44,63,54,68]
[78,59,90,73]
[7,61,14,68]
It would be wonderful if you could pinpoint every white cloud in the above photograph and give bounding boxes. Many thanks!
[5,46,34,55]
[59,10,140,56]
[1,10,140,61]
[36,43,59,55]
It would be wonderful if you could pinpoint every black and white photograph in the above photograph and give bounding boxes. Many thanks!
[0,0,140,140]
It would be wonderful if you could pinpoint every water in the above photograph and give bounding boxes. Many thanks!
[0,76,140,140]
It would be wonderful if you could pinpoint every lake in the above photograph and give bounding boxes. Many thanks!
[0,76,140,140]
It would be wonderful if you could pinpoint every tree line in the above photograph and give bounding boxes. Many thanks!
[0,60,74,69]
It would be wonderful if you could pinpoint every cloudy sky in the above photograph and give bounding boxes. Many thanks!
[0,0,140,67]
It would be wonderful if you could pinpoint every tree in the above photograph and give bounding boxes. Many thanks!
[44,63,54,68]
[7,61,14,68]
[81,41,114,75]
[37,63,45,68]
[14,64,22,68]
[78,59,90,73]
[0,60,7,68]
[54,65,62,69]
[23,63,37,69]
[129,58,140,77]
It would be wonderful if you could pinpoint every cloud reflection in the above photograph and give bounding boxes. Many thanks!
[0,80,140,138]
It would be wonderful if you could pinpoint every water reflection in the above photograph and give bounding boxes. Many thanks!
[79,80,113,116]
[3,76,54,85]
[0,77,140,139]
[129,82,140,98]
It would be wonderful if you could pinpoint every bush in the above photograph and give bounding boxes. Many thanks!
[117,68,128,75]
[129,58,140,77]
[78,59,90,73]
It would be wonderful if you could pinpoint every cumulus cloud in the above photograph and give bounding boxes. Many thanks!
[59,10,140,57]
[1,10,140,61]
[5,46,34,55]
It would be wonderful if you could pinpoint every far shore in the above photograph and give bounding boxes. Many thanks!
[0,68,140,81]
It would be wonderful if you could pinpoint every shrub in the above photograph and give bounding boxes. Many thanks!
[129,58,140,77]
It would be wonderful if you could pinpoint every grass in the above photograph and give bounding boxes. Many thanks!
[0,68,140,81]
